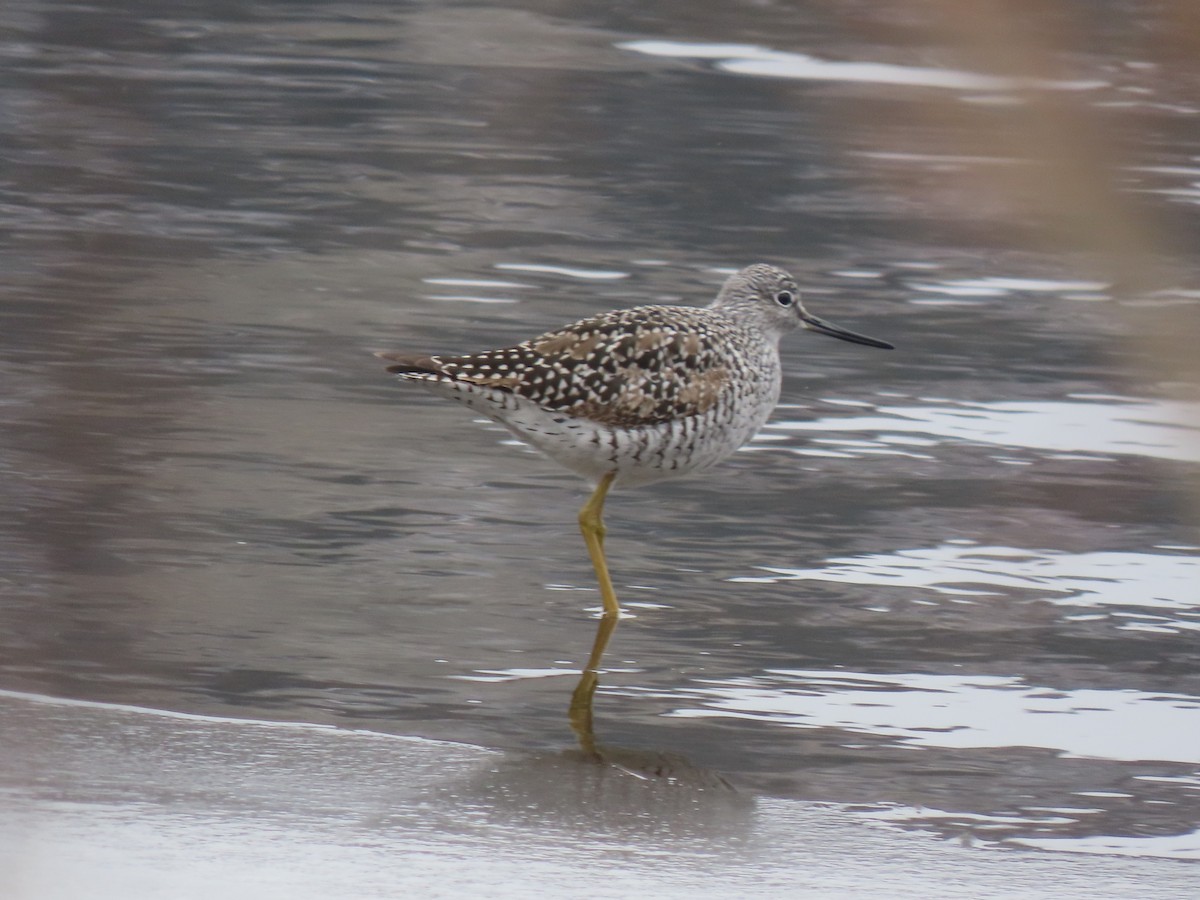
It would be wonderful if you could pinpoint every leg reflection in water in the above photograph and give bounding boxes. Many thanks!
[567,612,619,757]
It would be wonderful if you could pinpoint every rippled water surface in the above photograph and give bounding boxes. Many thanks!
[3,0,1199,868]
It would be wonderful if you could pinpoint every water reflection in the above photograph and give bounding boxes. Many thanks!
[765,396,1200,464]
[736,542,1200,632]
[620,40,1108,92]
[567,612,618,758]
[3,0,1200,870]
[667,670,1200,764]
[1012,828,1200,860]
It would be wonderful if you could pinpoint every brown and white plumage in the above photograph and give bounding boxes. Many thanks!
[380,264,891,487]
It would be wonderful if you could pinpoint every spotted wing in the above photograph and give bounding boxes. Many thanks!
[382,306,732,428]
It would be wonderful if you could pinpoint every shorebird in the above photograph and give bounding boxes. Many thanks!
[379,264,892,746]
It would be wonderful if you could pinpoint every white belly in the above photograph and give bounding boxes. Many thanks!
[419,376,780,488]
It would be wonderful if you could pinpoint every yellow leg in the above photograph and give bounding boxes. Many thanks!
[577,471,620,619]
[568,471,620,756]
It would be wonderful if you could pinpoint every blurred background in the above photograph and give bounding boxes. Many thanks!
[2,0,1198,862]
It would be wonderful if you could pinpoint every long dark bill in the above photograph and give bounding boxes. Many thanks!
[800,312,894,350]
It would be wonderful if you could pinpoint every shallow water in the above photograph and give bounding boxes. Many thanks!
[2,0,1199,868]
[9,690,1196,900]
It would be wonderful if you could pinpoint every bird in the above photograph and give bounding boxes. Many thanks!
[379,263,892,745]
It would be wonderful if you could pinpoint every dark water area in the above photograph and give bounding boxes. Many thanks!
[2,0,1199,864]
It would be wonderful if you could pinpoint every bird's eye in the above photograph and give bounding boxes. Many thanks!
[774,290,795,307]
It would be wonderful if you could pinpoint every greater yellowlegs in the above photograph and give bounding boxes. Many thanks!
[379,264,892,745]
